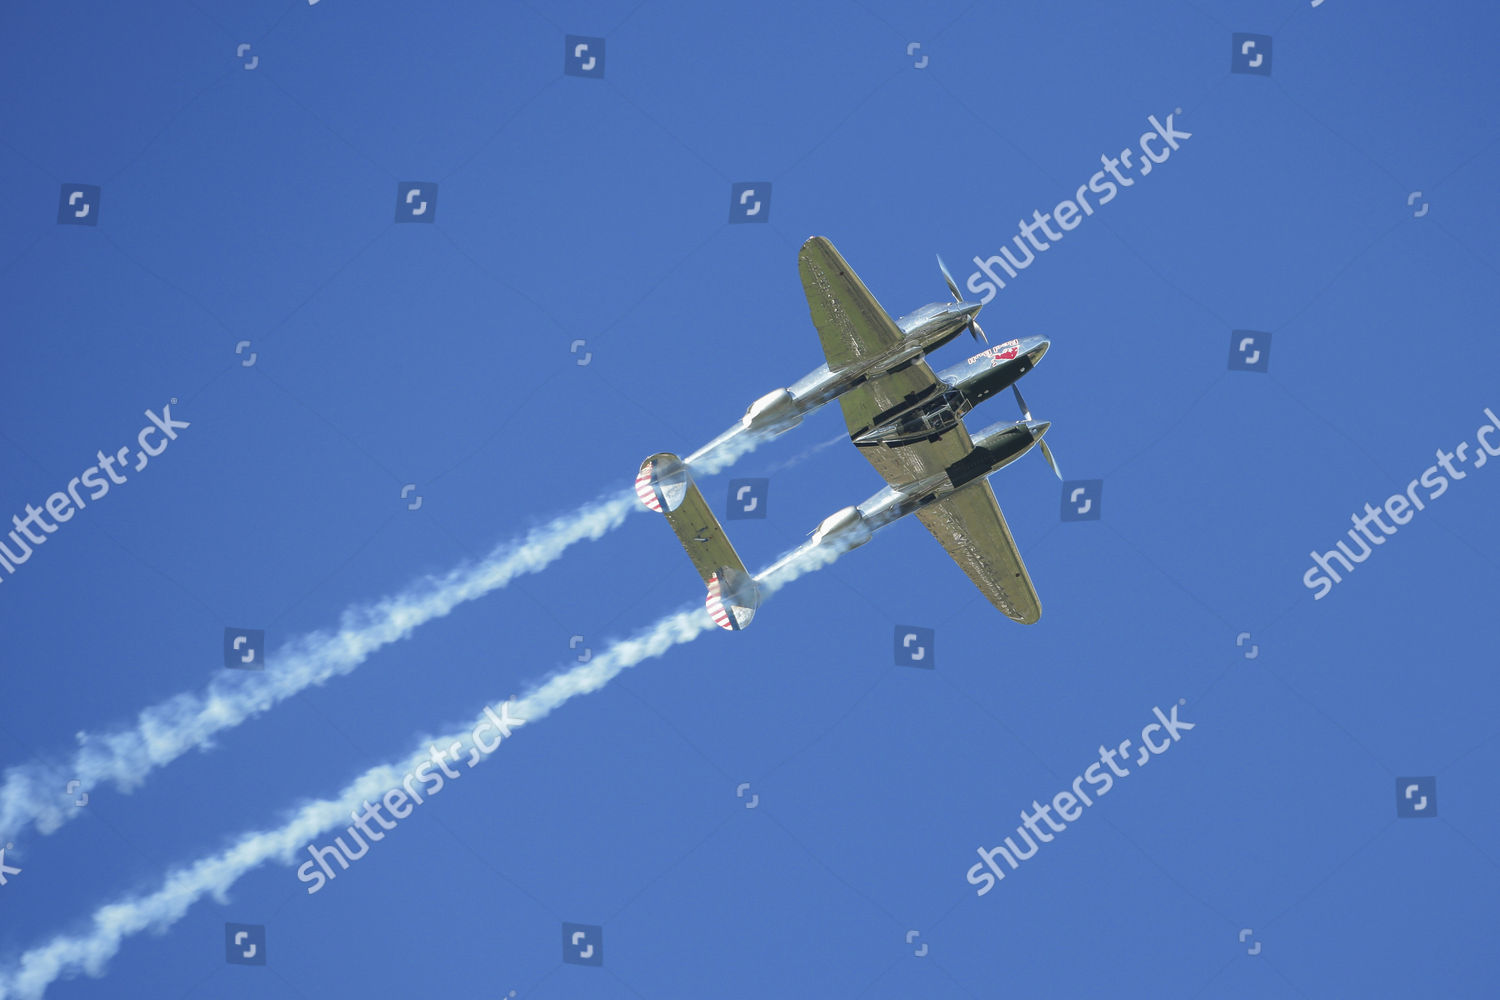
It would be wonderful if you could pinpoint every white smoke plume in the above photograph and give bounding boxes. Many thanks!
[0,535,844,999]
[0,421,797,845]
[1,489,640,842]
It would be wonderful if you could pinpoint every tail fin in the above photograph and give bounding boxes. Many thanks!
[705,565,758,632]
[636,453,759,631]
[635,453,689,513]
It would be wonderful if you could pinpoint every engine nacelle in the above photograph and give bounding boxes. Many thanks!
[811,505,873,552]
[968,419,1030,455]
[951,418,1035,485]
[742,388,803,434]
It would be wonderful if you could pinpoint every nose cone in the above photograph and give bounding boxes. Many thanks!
[953,301,983,321]
[1022,335,1050,366]
[1027,419,1051,440]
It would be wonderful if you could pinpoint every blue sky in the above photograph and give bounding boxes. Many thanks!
[2,0,1498,997]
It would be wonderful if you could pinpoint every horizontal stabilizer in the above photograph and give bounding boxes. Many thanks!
[636,452,759,630]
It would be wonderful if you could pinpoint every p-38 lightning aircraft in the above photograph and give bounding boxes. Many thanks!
[637,236,1058,630]
[682,234,1046,466]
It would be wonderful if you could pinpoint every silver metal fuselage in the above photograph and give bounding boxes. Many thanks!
[804,334,1053,552]
[740,301,1045,435]
[856,416,1050,526]
[783,301,981,413]
[692,299,1050,547]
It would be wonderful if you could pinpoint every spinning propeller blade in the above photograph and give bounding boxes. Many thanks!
[936,254,987,343]
[1012,384,1062,480]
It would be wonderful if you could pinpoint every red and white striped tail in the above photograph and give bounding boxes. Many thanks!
[705,569,757,631]
[705,573,734,630]
[635,454,688,514]
[634,465,663,512]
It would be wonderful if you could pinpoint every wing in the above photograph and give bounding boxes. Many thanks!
[798,236,1039,622]
[914,480,1042,624]
[799,236,957,480]
[798,236,905,371]
[853,412,975,489]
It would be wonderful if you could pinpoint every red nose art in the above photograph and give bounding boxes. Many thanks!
[966,339,1021,367]
[705,573,734,630]
[634,463,663,512]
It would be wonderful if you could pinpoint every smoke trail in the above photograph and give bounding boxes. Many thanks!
[0,488,640,843]
[685,422,767,475]
[756,431,848,476]
[0,422,802,845]
[0,537,844,1000]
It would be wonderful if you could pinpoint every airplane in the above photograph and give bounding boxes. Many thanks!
[678,236,1049,469]
[640,235,1059,628]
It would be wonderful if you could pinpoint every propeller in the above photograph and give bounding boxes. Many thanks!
[1012,384,1062,480]
[935,254,988,344]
